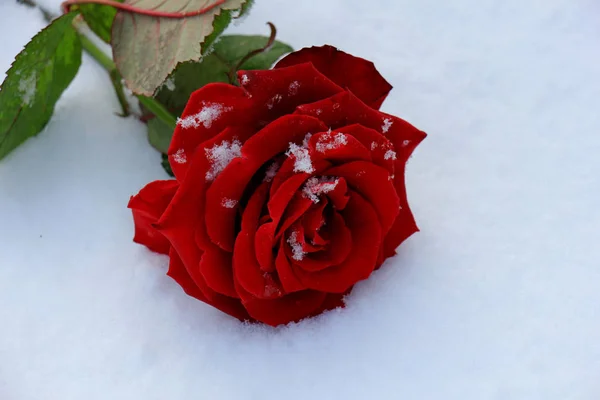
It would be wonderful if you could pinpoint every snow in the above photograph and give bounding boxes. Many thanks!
[286,231,306,261]
[163,77,175,91]
[383,149,397,160]
[221,198,238,208]
[177,102,230,129]
[172,148,187,164]
[263,161,280,182]
[315,131,348,153]
[286,135,314,173]
[303,176,339,203]
[381,117,393,133]
[288,80,300,95]
[1,0,600,399]
[204,139,242,181]
[266,93,282,109]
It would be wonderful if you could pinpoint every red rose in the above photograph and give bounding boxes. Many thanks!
[128,45,426,326]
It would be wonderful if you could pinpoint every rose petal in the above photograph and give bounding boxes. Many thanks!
[275,45,393,109]
[128,180,179,255]
[291,192,382,292]
[275,237,305,293]
[233,183,284,300]
[205,115,327,251]
[383,161,419,257]
[238,62,342,121]
[308,129,372,164]
[168,83,255,181]
[199,245,238,298]
[235,282,326,327]
[325,161,400,235]
[169,248,250,322]
[295,90,426,162]
[292,211,352,272]
[166,247,207,302]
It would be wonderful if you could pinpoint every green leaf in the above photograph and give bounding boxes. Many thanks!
[161,153,174,177]
[0,13,82,161]
[78,1,123,43]
[142,34,293,156]
[147,117,173,154]
[112,0,248,96]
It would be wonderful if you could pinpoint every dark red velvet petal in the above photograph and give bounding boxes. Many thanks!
[237,62,342,122]
[292,211,352,272]
[128,180,179,255]
[333,123,396,175]
[233,183,284,300]
[325,161,400,235]
[168,83,256,181]
[275,45,393,110]
[205,115,327,251]
[275,194,314,240]
[308,129,372,164]
[240,289,327,327]
[294,90,426,163]
[198,245,238,298]
[168,248,251,322]
[323,177,350,210]
[383,161,419,257]
[291,192,382,293]
[167,248,208,302]
[275,237,305,293]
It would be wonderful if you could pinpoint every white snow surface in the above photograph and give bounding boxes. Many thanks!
[1,1,600,399]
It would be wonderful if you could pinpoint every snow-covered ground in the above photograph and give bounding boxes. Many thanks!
[1,0,600,398]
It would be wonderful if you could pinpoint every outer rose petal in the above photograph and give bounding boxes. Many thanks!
[237,62,342,121]
[275,45,393,109]
[168,83,256,181]
[128,180,179,254]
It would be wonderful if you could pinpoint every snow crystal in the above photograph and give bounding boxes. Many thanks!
[164,77,175,91]
[177,103,231,129]
[302,177,339,203]
[402,139,411,147]
[286,134,314,174]
[172,148,187,164]
[288,81,300,95]
[221,198,238,208]
[371,142,378,150]
[287,231,306,261]
[241,74,249,85]
[263,162,280,182]
[384,149,397,160]
[315,132,348,153]
[205,139,242,181]
[18,70,36,106]
[382,117,393,133]
[315,109,322,115]
[266,94,283,109]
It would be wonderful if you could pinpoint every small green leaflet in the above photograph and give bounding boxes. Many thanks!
[145,34,293,164]
[112,0,248,96]
[78,1,123,43]
[0,12,82,161]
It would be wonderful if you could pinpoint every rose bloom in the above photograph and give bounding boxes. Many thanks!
[129,45,426,326]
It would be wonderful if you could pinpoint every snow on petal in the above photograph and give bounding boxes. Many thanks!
[205,139,243,181]
[315,131,348,153]
[172,148,187,164]
[266,94,283,110]
[240,74,249,85]
[221,198,238,208]
[264,161,280,182]
[382,117,393,133]
[287,231,306,261]
[177,103,231,129]
[286,134,314,174]
[302,177,339,203]
[370,141,378,151]
[384,149,397,160]
[288,81,300,96]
